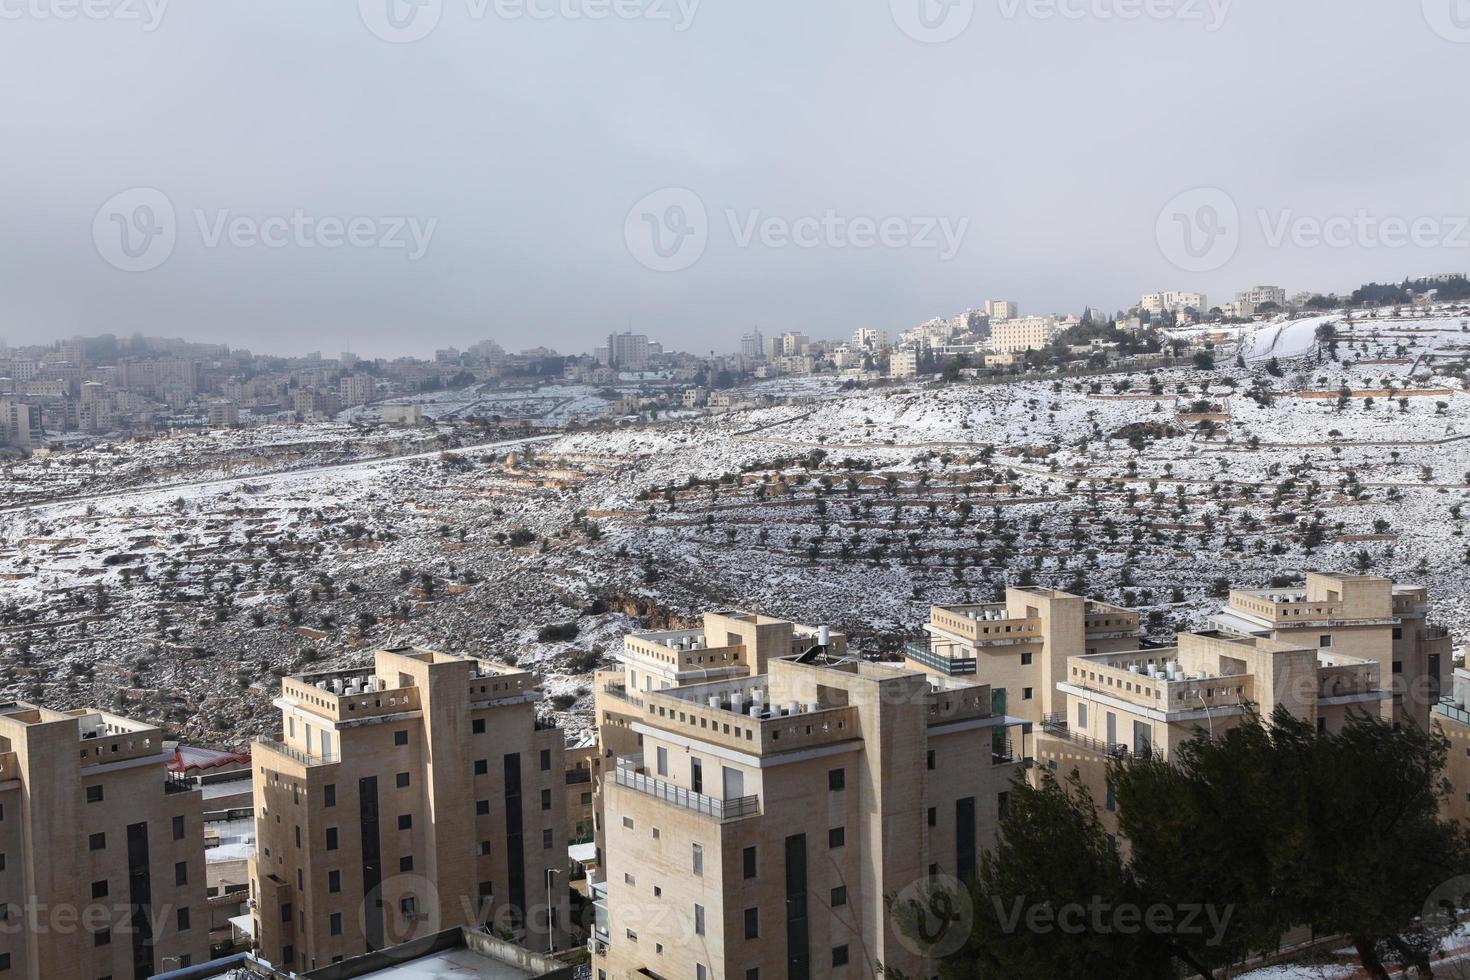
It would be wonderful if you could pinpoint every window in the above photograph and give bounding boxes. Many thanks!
[1319,635,1332,648]
[624,872,636,885]
[927,807,936,827]
[543,829,554,849]
[92,880,109,899]
[1078,702,1088,728]
[622,816,634,829]
[88,832,105,851]
[828,768,845,791]
[398,814,412,830]
[172,815,185,840]
[1105,782,1116,812]
[396,772,410,788]
[175,861,188,886]
[743,907,759,939]
[656,746,668,776]
[177,907,191,931]
[998,791,1010,817]
[474,759,488,776]
[281,903,292,923]
[86,785,103,803]
[1393,627,1404,641]
[540,749,552,771]
[400,856,414,872]
[400,897,417,916]
[1022,687,1034,700]
[324,784,336,807]
[831,885,847,907]
[541,788,552,811]
[1021,652,1033,666]
[746,971,758,980]
[329,912,342,935]
[478,841,491,856]
[325,828,339,850]
[394,729,409,746]
[477,800,490,816]
[328,870,341,893]
[282,945,294,965]
[473,719,485,734]
[694,904,705,936]
[926,750,935,770]
[479,880,494,902]
[1393,661,1404,674]
[743,846,757,879]
[0,953,8,970]
[94,928,111,946]
[828,827,845,849]
[692,843,704,876]
[832,945,850,967]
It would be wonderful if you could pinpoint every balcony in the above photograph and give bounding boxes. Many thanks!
[611,759,759,820]
[905,637,977,677]
[1042,717,1130,760]
[602,683,644,708]
[255,736,336,768]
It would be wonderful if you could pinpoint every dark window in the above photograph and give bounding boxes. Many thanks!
[927,807,936,827]
[476,800,490,816]
[324,784,336,807]
[328,870,341,893]
[86,785,103,803]
[88,832,106,851]
[92,880,109,899]
[541,788,552,811]
[329,912,342,935]
[177,907,190,931]
[282,945,294,965]
[175,861,188,886]
[742,845,757,879]
[926,750,935,770]
[394,730,408,746]
[399,855,413,872]
[827,768,844,791]
[540,749,552,771]
[94,929,111,946]
[398,814,412,830]
[472,719,485,734]
[998,791,1009,817]
[542,828,553,849]
[744,907,759,939]
[831,885,847,907]
[172,814,185,840]
[832,945,849,966]
[325,827,338,850]
[956,797,976,882]
[395,772,410,788]
[0,953,9,969]
[474,759,488,776]
[785,834,809,980]
[828,827,845,849]
[281,903,292,923]
[1319,635,1332,648]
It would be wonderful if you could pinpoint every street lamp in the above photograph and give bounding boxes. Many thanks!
[545,867,559,954]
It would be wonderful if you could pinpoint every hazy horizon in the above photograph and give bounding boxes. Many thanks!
[3,0,1468,359]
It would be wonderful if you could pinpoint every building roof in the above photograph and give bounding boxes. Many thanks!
[169,744,251,773]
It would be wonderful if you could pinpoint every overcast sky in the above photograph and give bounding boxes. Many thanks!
[2,0,1467,358]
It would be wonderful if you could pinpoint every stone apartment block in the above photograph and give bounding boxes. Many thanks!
[0,703,208,980]
[247,648,568,974]
[589,613,1030,980]
[909,588,1142,726]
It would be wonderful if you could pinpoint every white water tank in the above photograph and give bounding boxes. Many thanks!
[819,625,831,647]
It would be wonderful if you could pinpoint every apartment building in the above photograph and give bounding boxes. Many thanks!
[888,347,920,379]
[247,648,568,974]
[984,299,1019,321]
[0,703,208,980]
[852,328,888,352]
[1208,573,1448,726]
[591,621,1030,980]
[0,398,41,452]
[1433,668,1470,826]
[909,588,1142,726]
[339,374,375,408]
[991,316,1061,353]
[1140,291,1207,315]
[1235,285,1287,316]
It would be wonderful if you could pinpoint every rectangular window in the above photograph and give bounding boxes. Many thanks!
[328,870,341,893]
[394,730,409,745]
[1319,635,1332,648]
[398,814,412,830]
[831,885,847,907]
[330,912,342,935]
[172,815,185,840]
[175,861,188,886]
[475,760,488,776]
[86,785,103,803]
[477,800,490,816]
[325,827,339,850]
[541,788,552,811]
[540,749,552,771]
[1022,687,1033,700]
[927,750,935,770]
[92,880,109,899]
[88,832,105,851]
[395,772,410,788]
[324,784,336,808]
[94,929,111,946]
[744,907,759,939]
[656,747,668,776]
[828,768,844,791]
[473,719,485,734]
[177,907,191,931]
[743,846,757,879]
[400,856,413,872]
[692,843,704,876]
[694,904,705,936]
[927,807,936,827]
[543,828,553,849]
[1021,652,1033,665]
[828,827,845,849]
[833,945,849,966]
[1078,702,1088,728]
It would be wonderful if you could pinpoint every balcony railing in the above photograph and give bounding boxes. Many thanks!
[611,763,759,820]
[255,737,336,767]
[1436,699,1470,727]
[566,768,593,785]
[602,683,645,708]
[904,638,977,677]
[1042,718,1128,759]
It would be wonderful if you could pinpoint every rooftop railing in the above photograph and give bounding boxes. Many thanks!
[611,760,759,820]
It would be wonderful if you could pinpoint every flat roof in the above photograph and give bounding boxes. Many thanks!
[352,948,543,979]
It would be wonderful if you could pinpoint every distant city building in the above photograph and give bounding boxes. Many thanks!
[1140,291,1207,315]
[889,347,920,379]
[381,404,425,425]
[339,374,375,408]
[991,316,1061,353]
[599,332,652,371]
[0,397,42,452]
[207,400,241,429]
[1235,285,1287,316]
[740,329,765,361]
[852,327,889,352]
[984,299,1019,321]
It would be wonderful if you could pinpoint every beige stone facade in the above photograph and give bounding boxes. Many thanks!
[0,703,208,979]
[589,613,1030,980]
[247,648,568,974]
